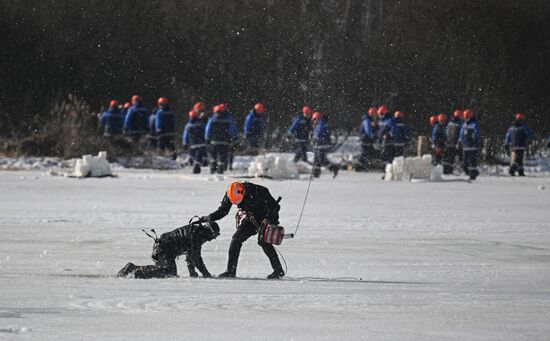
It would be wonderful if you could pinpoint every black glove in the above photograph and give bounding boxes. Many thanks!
[198,216,210,223]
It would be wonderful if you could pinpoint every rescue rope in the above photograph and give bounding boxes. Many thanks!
[292,163,316,238]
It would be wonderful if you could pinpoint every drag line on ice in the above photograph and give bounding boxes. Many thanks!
[0,272,433,285]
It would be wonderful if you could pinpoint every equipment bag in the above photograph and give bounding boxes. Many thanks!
[259,220,285,245]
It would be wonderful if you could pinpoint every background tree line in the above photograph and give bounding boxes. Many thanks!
[1,0,549,156]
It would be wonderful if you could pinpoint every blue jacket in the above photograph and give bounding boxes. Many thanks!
[205,111,238,143]
[360,116,375,143]
[431,122,447,149]
[459,119,481,151]
[390,118,411,146]
[288,114,312,141]
[154,106,176,135]
[243,111,266,140]
[313,118,332,148]
[505,123,534,150]
[377,115,394,146]
[183,118,206,147]
[124,102,150,134]
[445,118,462,147]
[100,107,124,136]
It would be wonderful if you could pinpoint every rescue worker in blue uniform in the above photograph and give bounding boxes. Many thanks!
[504,113,534,176]
[99,100,124,137]
[459,109,481,180]
[359,107,378,170]
[183,110,207,174]
[121,102,131,117]
[431,113,447,165]
[205,103,238,174]
[243,103,266,154]
[288,106,313,163]
[192,102,209,167]
[376,105,395,166]
[311,112,339,178]
[154,97,177,159]
[124,95,150,143]
[442,110,462,174]
[390,111,411,158]
[148,104,159,149]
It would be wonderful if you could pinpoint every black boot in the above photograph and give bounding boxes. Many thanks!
[193,163,201,174]
[219,239,242,277]
[117,262,137,277]
[329,164,339,178]
[313,166,321,178]
[259,241,285,279]
[267,269,285,279]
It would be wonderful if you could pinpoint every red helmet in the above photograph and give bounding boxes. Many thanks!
[189,110,198,119]
[429,115,437,127]
[515,113,525,121]
[302,106,313,116]
[437,113,447,122]
[453,109,462,119]
[312,111,322,120]
[131,95,140,104]
[394,111,404,119]
[193,102,205,112]
[377,105,388,116]
[213,105,220,113]
[227,182,245,205]
[123,102,131,109]
[218,103,227,112]
[254,103,265,114]
[157,97,168,106]
[109,100,119,108]
[368,107,377,116]
[463,109,474,120]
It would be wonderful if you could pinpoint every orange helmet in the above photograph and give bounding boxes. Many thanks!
[302,106,313,116]
[452,109,462,119]
[189,110,198,119]
[368,107,377,116]
[193,102,205,112]
[254,103,265,114]
[157,97,168,106]
[437,113,447,122]
[394,111,404,118]
[463,109,474,120]
[377,105,388,116]
[227,182,245,205]
[312,111,322,120]
[515,113,525,121]
[429,115,437,127]
[131,95,140,104]
[123,102,131,109]
[109,100,119,108]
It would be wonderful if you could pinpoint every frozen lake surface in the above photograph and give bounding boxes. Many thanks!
[1,169,550,340]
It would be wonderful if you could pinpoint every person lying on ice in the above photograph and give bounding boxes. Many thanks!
[117,218,220,279]
[200,181,285,279]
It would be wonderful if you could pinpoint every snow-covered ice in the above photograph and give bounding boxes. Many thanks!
[1,168,550,340]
